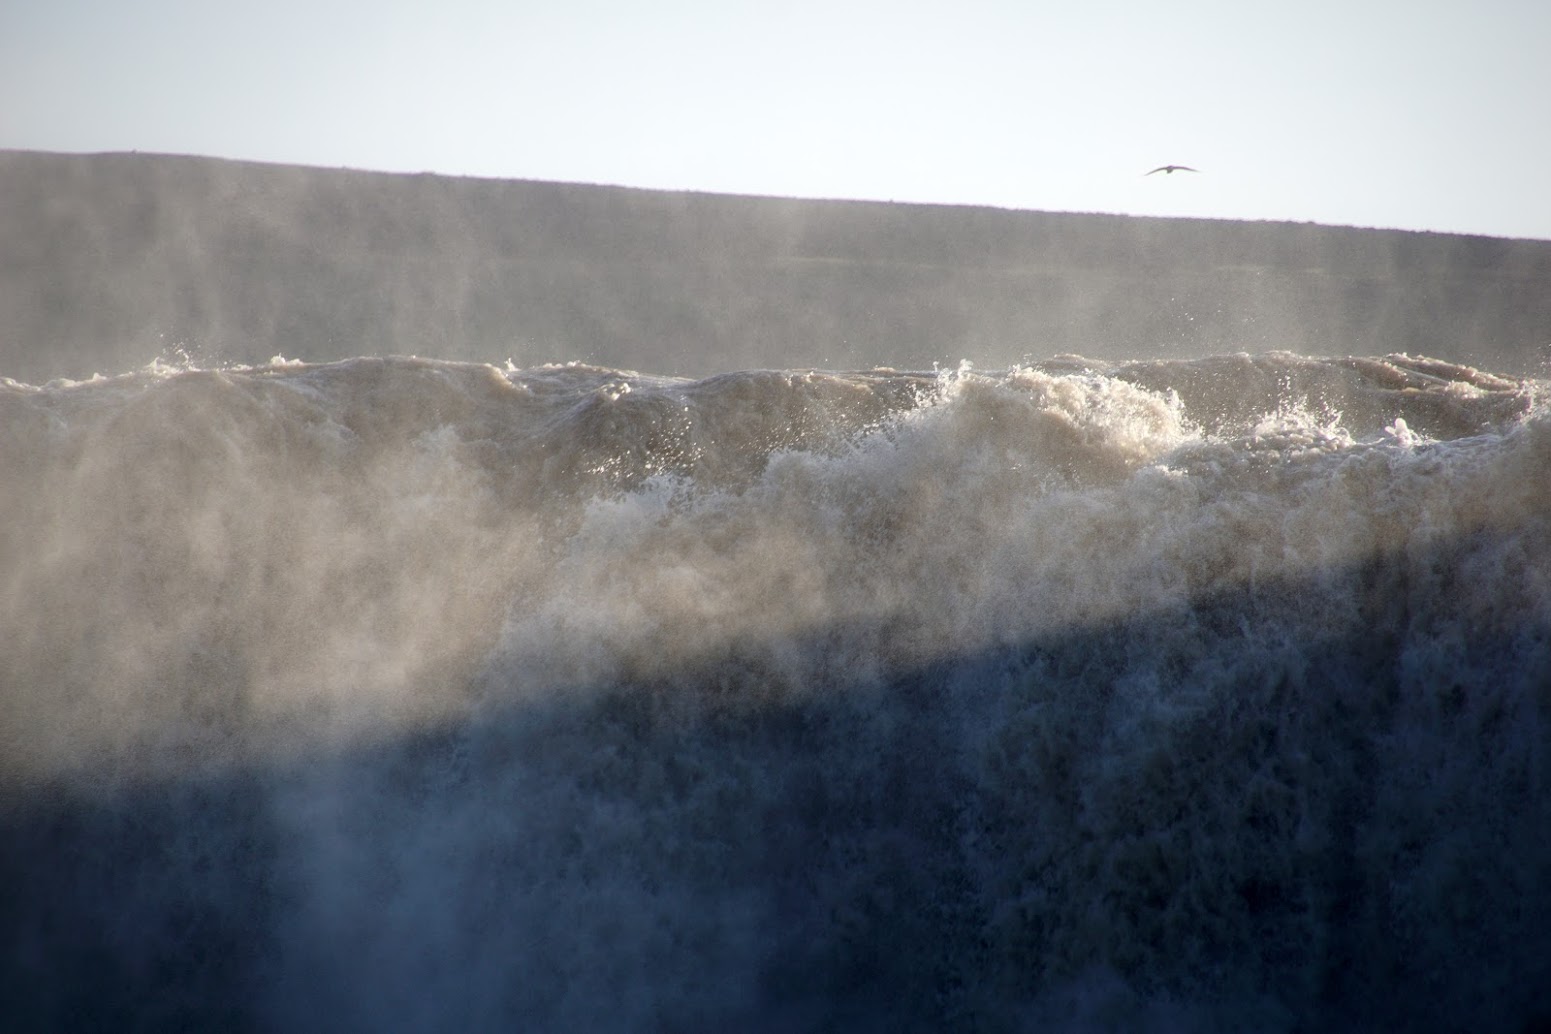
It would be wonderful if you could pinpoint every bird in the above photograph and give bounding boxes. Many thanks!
[1145,165,1199,176]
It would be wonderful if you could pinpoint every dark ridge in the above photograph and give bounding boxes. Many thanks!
[3,149,1550,383]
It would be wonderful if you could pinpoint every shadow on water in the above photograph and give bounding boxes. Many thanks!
[3,535,1550,1034]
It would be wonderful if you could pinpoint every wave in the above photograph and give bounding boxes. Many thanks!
[2,350,1549,1031]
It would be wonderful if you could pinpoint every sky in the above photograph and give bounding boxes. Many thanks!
[4,0,1549,240]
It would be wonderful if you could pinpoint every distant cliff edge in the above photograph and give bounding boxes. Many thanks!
[3,150,1548,382]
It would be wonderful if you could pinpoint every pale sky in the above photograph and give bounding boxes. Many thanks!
[4,0,1549,240]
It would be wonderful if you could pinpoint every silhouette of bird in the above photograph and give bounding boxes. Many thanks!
[1145,165,1199,176]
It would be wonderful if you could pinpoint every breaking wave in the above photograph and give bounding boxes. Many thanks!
[2,351,1548,1031]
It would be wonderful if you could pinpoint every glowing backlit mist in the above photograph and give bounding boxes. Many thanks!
[4,352,1548,1030]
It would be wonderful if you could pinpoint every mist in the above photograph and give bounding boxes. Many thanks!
[3,153,1550,1032]
[4,151,1550,385]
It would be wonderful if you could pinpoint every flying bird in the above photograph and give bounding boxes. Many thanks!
[1145,165,1199,176]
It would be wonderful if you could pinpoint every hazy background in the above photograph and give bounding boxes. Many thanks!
[5,150,1550,384]
[4,0,1549,241]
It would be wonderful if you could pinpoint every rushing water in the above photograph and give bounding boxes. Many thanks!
[2,351,1548,1032]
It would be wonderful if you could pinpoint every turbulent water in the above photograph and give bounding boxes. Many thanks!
[2,350,1548,1032]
